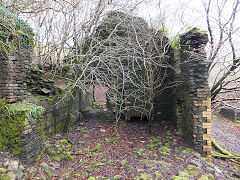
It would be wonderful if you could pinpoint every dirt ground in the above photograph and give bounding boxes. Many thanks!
[26,115,240,180]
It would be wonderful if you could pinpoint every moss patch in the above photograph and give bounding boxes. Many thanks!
[0,99,44,155]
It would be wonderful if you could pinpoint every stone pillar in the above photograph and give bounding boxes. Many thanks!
[178,28,211,160]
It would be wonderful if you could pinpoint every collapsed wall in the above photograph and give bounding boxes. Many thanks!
[0,8,212,162]
[87,11,175,121]
[86,11,212,159]
[0,6,42,164]
[0,6,82,164]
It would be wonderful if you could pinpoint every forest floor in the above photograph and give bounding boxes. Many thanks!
[26,115,240,180]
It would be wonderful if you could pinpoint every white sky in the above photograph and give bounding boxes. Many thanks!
[136,0,239,39]
[136,0,206,36]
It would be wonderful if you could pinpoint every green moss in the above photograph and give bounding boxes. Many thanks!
[90,144,101,152]
[175,156,185,162]
[84,134,89,138]
[88,177,96,180]
[208,174,215,180]
[74,174,81,178]
[62,172,70,179]
[182,148,194,154]
[154,171,162,180]
[159,146,171,153]
[139,174,153,180]
[46,148,56,156]
[120,160,128,166]
[96,176,105,180]
[105,138,114,143]
[63,153,74,160]
[171,37,181,49]
[113,175,123,180]
[35,125,45,140]
[9,103,44,125]
[198,175,209,180]
[60,139,69,144]
[75,149,83,155]
[0,99,44,155]
[53,156,61,161]
[0,174,11,180]
[55,121,65,133]
[171,176,189,180]
[198,174,214,180]
[0,168,7,173]
[70,116,76,126]
[36,150,45,162]
[0,99,25,155]
[185,170,197,176]
[185,165,200,172]
[96,163,105,167]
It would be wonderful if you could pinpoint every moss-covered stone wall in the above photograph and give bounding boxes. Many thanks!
[0,6,33,103]
[37,91,82,134]
[0,6,83,164]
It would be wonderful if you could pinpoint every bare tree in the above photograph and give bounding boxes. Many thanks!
[203,0,240,109]
[71,11,177,131]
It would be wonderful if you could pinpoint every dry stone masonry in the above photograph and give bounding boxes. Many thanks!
[0,51,30,103]
[0,9,212,163]
[177,28,212,160]
[0,6,82,164]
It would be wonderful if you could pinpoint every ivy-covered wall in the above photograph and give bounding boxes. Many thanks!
[0,6,34,103]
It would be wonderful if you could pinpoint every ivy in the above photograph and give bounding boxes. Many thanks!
[0,6,34,54]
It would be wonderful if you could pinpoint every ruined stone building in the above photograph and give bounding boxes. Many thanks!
[0,9,211,163]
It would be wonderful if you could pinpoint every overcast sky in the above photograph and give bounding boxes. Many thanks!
[135,0,239,39]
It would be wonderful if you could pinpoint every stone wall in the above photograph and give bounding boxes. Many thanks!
[0,51,30,103]
[19,91,82,164]
[20,128,45,164]
[0,7,84,164]
[40,91,82,134]
[0,51,83,164]
[176,28,212,160]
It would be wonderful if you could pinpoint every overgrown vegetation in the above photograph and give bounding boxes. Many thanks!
[0,99,44,155]
[0,6,34,54]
